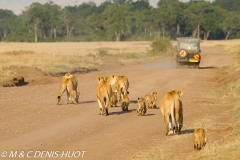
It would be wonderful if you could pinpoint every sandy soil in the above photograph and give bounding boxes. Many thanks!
[0,45,237,160]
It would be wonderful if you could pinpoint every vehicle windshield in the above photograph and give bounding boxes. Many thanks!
[179,42,199,52]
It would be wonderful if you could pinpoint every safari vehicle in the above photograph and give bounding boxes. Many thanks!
[175,37,201,69]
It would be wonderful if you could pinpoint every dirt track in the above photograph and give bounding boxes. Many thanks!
[0,46,236,159]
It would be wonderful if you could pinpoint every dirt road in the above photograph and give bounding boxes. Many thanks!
[0,46,236,159]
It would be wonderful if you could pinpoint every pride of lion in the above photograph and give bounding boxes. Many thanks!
[57,72,208,150]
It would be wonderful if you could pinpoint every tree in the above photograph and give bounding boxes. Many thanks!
[220,11,240,39]
[156,0,184,38]
[212,0,240,11]
[184,1,212,39]
[100,3,134,41]
[202,6,222,40]
[132,0,149,11]
[61,6,78,39]
[113,0,133,6]
[25,2,45,42]
[0,9,15,39]
[45,2,62,39]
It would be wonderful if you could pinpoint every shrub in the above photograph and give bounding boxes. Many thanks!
[97,49,109,57]
[149,37,173,57]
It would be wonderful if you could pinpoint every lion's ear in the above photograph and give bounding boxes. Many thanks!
[178,89,183,96]
[97,77,101,81]
[138,98,140,100]
[127,91,129,94]
[203,128,207,132]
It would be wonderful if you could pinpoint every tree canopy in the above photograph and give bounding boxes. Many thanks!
[0,0,240,42]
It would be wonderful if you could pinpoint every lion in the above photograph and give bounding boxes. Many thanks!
[97,76,112,116]
[110,91,118,107]
[57,72,80,105]
[193,128,208,150]
[144,92,158,109]
[121,91,130,111]
[137,98,147,116]
[107,75,129,103]
[159,90,183,135]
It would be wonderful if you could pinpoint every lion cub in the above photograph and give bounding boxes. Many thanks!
[137,98,147,116]
[121,91,130,111]
[110,91,118,107]
[144,92,158,109]
[193,128,208,150]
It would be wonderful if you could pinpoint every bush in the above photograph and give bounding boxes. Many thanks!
[97,49,109,57]
[149,37,173,57]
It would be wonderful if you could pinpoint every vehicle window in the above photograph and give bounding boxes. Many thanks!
[179,42,199,52]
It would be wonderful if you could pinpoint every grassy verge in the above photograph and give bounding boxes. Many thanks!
[134,44,240,160]
[189,45,240,160]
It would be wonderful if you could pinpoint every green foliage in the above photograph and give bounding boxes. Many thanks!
[97,49,109,57]
[0,1,240,42]
[212,0,240,11]
[54,64,69,70]
[149,38,173,57]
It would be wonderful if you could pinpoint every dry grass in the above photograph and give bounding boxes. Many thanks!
[1,40,240,78]
[0,42,151,56]
[0,42,151,77]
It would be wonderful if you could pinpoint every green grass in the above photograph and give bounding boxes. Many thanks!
[0,70,15,79]
[205,91,221,99]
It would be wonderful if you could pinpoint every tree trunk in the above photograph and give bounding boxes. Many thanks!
[50,28,53,38]
[66,25,69,38]
[204,31,210,40]
[34,25,38,42]
[44,31,47,39]
[192,26,197,38]
[69,27,75,38]
[225,30,232,40]
[53,28,57,39]
[115,31,120,41]
[197,23,200,39]
[3,28,7,38]
[176,24,180,35]
[162,27,165,38]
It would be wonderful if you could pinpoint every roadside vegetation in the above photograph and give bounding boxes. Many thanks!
[133,44,240,160]
[149,38,174,57]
